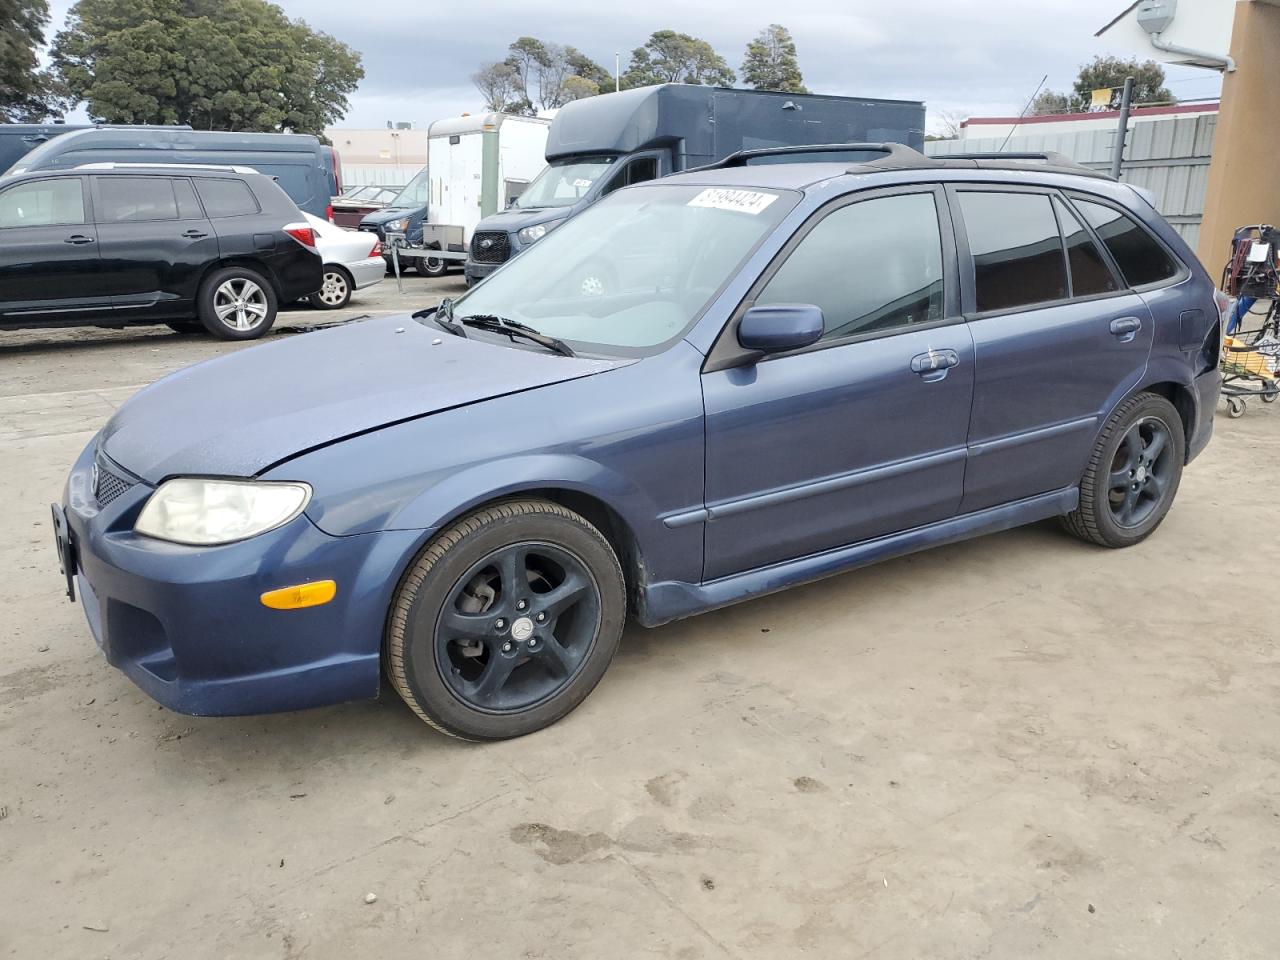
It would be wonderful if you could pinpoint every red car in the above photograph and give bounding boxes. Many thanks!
[330,185,402,228]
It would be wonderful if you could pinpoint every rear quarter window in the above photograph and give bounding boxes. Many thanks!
[194,178,260,218]
[1071,197,1180,287]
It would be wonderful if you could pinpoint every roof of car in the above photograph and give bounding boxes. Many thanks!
[664,143,1117,194]
[2,164,264,182]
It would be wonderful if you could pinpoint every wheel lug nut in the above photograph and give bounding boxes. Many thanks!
[517,599,528,611]
[502,642,513,653]
[494,619,506,630]
[535,612,546,622]
[528,637,538,648]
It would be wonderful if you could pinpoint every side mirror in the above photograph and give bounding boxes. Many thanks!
[736,304,824,354]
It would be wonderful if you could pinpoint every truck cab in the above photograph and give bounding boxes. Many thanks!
[464,83,925,287]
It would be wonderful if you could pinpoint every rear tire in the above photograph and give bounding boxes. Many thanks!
[1060,392,1184,548]
[308,266,353,309]
[416,251,448,277]
[197,266,277,340]
[385,499,626,741]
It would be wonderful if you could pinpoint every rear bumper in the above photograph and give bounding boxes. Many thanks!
[1188,366,1220,463]
[61,439,419,716]
[347,256,385,290]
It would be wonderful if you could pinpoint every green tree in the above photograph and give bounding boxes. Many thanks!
[1029,89,1074,116]
[1073,54,1173,108]
[1031,55,1175,116]
[51,0,363,134]
[622,30,734,88]
[741,24,807,94]
[0,0,66,121]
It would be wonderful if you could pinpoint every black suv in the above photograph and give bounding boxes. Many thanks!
[0,165,322,339]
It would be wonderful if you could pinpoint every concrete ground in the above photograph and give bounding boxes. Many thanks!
[1,274,1278,959]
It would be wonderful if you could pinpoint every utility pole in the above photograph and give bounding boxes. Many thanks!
[615,53,620,92]
[1111,76,1135,180]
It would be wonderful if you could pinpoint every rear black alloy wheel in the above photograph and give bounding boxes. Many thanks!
[386,500,626,740]
[197,265,278,340]
[1061,392,1185,548]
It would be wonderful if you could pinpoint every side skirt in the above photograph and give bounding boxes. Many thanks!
[636,486,1078,627]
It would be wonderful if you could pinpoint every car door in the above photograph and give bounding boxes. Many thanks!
[948,187,1156,514]
[91,175,219,316]
[700,186,975,581]
[0,176,106,323]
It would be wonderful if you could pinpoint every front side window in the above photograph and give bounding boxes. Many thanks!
[97,176,179,222]
[194,178,259,218]
[1072,197,1180,287]
[515,157,616,209]
[601,157,659,198]
[0,178,85,228]
[448,183,797,355]
[959,191,1068,313]
[755,192,945,340]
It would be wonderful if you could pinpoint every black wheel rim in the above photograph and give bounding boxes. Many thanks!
[433,541,601,713]
[1108,416,1174,528]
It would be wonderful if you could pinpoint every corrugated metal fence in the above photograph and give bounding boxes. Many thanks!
[925,114,1216,249]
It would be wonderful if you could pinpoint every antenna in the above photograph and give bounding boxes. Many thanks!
[998,74,1049,152]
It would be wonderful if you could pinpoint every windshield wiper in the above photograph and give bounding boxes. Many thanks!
[411,298,467,338]
[458,314,577,357]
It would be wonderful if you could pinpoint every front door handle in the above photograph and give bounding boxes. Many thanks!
[1110,316,1143,341]
[910,349,959,382]
[182,229,209,239]
[63,234,95,245]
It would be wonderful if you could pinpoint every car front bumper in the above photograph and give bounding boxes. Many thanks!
[348,255,385,290]
[59,440,421,716]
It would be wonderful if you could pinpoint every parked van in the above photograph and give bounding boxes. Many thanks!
[9,127,339,219]
[360,113,548,277]
[464,84,925,286]
[0,123,194,180]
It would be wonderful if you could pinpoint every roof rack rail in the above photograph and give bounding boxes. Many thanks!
[74,162,261,174]
[693,142,930,171]
[929,150,1114,180]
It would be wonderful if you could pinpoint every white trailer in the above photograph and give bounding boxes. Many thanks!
[400,113,548,267]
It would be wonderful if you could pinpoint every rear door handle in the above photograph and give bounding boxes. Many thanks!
[182,229,209,239]
[63,234,95,245]
[910,349,960,382]
[1110,316,1143,341]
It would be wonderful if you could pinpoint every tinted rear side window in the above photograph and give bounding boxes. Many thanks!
[1072,198,1179,287]
[958,192,1067,313]
[194,178,260,218]
[1055,197,1119,297]
[97,176,178,222]
[172,178,203,219]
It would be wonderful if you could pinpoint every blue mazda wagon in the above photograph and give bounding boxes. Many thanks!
[54,145,1223,740]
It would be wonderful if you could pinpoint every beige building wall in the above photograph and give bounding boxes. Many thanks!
[1197,1,1280,271]
[325,128,428,186]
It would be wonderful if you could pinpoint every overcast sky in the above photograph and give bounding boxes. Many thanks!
[43,0,1224,132]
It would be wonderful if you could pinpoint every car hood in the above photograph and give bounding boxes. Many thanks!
[360,205,422,227]
[477,209,571,233]
[100,315,627,482]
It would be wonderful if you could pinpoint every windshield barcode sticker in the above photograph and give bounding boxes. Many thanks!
[687,188,778,215]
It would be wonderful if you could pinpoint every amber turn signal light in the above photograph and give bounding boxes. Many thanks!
[260,580,337,610]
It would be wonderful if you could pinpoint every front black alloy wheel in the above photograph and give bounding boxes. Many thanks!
[385,500,626,740]
[1061,392,1185,548]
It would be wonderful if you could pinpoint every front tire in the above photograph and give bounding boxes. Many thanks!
[197,266,277,340]
[1061,392,1184,548]
[416,250,448,278]
[309,266,353,309]
[385,499,626,740]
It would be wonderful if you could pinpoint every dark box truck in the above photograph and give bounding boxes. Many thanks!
[7,127,340,219]
[0,124,197,180]
[463,83,925,285]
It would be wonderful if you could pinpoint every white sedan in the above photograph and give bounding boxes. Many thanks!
[304,213,385,310]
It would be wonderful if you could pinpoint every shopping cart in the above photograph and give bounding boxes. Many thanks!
[1220,225,1280,416]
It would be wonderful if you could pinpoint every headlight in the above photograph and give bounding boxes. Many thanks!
[135,479,311,546]
[388,218,410,233]
[518,224,548,244]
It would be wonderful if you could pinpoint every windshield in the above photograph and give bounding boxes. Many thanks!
[447,183,797,356]
[515,157,616,209]
[391,167,430,207]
